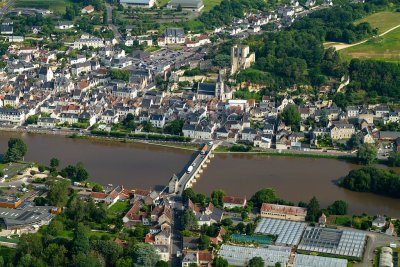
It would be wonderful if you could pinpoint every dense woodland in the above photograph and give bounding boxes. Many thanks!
[348,59,400,100]
[291,4,380,43]
[340,167,400,198]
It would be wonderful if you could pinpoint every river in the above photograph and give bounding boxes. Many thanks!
[0,131,399,217]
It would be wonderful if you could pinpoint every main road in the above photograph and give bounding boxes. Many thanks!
[0,0,16,19]
[176,143,213,195]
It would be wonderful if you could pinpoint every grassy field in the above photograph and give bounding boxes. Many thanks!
[157,0,169,7]
[203,0,222,12]
[14,0,70,14]
[335,216,352,226]
[108,200,131,218]
[340,27,400,62]
[355,11,400,34]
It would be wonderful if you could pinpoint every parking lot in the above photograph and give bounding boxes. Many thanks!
[0,162,30,180]
[377,141,395,159]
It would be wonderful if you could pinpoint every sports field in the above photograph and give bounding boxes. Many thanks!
[14,0,70,14]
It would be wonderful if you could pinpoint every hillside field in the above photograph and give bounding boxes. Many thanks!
[354,11,400,33]
[340,26,400,62]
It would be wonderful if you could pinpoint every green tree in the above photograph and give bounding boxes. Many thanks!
[245,223,255,235]
[213,256,229,267]
[281,105,301,129]
[47,220,64,236]
[131,243,160,267]
[163,119,184,135]
[250,188,277,209]
[199,234,210,250]
[327,200,348,215]
[92,184,104,192]
[221,218,233,227]
[213,54,231,67]
[388,152,400,167]
[75,162,89,182]
[43,243,67,267]
[60,165,77,179]
[116,257,133,267]
[347,133,362,150]
[142,121,154,133]
[49,158,60,169]
[71,252,102,267]
[25,115,39,125]
[248,256,264,267]
[91,240,123,266]
[357,143,377,165]
[155,261,169,267]
[241,211,249,221]
[47,179,70,207]
[182,209,198,230]
[211,189,225,207]
[123,113,137,130]
[16,234,43,258]
[72,223,90,255]
[4,138,27,162]
[109,69,130,82]
[103,9,108,25]
[182,188,195,204]
[340,167,400,198]
[306,196,320,222]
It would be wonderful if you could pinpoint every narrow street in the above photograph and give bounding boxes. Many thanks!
[106,3,122,42]
[170,196,183,267]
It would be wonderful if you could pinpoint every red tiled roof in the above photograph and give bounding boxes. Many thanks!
[114,238,125,246]
[90,192,107,199]
[125,201,141,221]
[144,234,155,243]
[222,196,246,205]
[261,203,307,216]
[134,188,151,197]
[78,80,88,90]
[119,189,131,199]
[198,251,213,262]
[83,5,94,11]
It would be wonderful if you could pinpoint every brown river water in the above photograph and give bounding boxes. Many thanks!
[0,132,399,217]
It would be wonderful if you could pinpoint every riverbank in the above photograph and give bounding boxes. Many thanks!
[0,127,360,160]
[213,145,356,161]
[0,126,201,152]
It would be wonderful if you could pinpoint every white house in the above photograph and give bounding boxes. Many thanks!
[120,0,155,8]
[81,5,95,14]
[164,28,185,44]
[57,21,74,30]
[0,108,24,125]
[149,114,165,128]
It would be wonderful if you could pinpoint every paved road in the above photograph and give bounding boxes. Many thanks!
[0,0,16,18]
[0,0,16,19]
[176,144,212,195]
[170,196,183,267]
[105,3,122,41]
